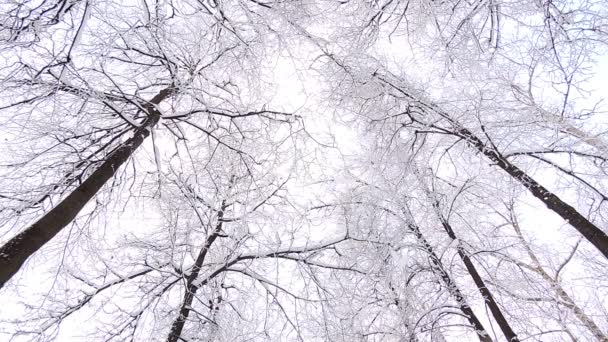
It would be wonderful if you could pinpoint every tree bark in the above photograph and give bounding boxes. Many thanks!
[407,223,494,342]
[431,201,519,342]
[509,213,608,342]
[456,127,608,259]
[376,76,608,259]
[166,186,232,342]
[0,88,173,289]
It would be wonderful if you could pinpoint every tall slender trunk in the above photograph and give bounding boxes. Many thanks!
[0,88,173,289]
[509,212,608,342]
[431,201,519,342]
[456,126,608,259]
[407,222,494,342]
[166,182,232,342]
[377,76,608,259]
[531,258,608,342]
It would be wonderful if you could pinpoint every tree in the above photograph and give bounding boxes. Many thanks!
[0,0,85,45]
[1,137,359,341]
[305,0,608,256]
[2,0,608,340]
[422,179,519,341]
[496,200,607,341]
[373,70,608,258]
[297,4,608,331]
[0,0,297,287]
[306,184,496,340]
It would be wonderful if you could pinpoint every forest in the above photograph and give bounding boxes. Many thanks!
[0,0,607,341]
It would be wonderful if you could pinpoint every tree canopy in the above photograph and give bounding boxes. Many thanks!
[1,0,607,341]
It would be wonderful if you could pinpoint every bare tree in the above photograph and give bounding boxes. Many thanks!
[308,193,496,340]
[1,0,607,340]
[422,183,520,341]
[0,0,299,288]
[299,0,608,256]
[2,145,360,341]
[0,0,85,45]
[494,200,608,341]
[362,69,608,258]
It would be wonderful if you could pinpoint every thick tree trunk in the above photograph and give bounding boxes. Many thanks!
[0,88,172,289]
[407,223,494,342]
[166,193,230,342]
[456,127,608,259]
[431,202,519,342]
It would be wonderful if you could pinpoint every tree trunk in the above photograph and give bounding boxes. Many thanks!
[510,213,608,342]
[456,127,608,259]
[167,186,231,342]
[407,223,494,342]
[376,76,608,259]
[431,201,519,342]
[0,88,172,289]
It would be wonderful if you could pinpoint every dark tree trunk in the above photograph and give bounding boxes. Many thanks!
[431,202,519,342]
[407,223,494,342]
[166,190,231,342]
[377,76,608,259]
[0,88,172,289]
[456,127,608,260]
